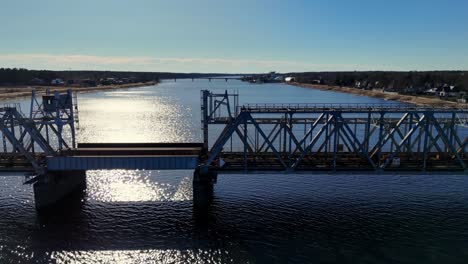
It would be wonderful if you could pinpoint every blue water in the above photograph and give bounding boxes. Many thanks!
[0,80,467,263]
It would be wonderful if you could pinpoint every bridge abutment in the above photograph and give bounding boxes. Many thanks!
[193,167,217,209]
[33,170,86,211]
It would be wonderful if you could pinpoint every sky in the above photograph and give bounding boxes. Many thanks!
[0,0,467,73]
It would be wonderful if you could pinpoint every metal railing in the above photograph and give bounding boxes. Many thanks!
[238,103,467,113]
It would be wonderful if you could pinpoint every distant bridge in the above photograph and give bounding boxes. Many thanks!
[172,77,243,82]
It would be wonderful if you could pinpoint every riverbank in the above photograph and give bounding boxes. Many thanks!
[289,82,468,108]
[0,81,157,101]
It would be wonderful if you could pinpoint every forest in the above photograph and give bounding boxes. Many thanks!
[289,71,468,93]
[0,68,232,86]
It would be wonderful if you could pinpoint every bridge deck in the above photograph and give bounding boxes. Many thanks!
[46,143,204,171]
[212,152,467,172]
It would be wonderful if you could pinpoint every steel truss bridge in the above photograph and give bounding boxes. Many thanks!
[0,89,466,178]
[199,90,468,173]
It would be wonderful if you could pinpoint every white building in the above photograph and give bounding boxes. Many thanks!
[51,78,65,85]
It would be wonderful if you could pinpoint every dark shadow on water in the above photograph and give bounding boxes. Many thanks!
[30,183,218,252]
[20,197,468,263]
[36,188,87,224]
[5,177,468,264]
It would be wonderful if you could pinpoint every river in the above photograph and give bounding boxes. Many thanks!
[1,80,467,263]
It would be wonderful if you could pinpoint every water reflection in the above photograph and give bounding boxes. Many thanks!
[1,81,468,263]
[87,170,192,202]
[77,87,198,143]
[50,249,245,264]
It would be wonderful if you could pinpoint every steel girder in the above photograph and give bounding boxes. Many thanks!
[201,90,468,172]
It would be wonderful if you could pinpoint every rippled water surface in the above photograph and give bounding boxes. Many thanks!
[1,80,467,263]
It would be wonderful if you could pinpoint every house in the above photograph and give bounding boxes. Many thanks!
[51,78,65,85]
[284,77,295,82]
[424,87,437,95]
[436,87,448,97]
[447,86,464,97]
[434,85,464,98]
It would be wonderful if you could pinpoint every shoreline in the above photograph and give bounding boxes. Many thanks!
[289,82,468,108]
[0,81,157,101]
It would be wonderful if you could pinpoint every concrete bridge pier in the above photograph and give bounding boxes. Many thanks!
[33,170,86,211]
[193,167,217,210]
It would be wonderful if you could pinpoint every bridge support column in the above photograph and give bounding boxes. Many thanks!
[193,167,217,210]
[33,170,86,211]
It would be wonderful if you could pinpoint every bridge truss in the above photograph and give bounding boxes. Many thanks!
[0,89,77,173]
[200,90,468,172]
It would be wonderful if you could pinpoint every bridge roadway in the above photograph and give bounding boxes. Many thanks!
[46,143,203,171]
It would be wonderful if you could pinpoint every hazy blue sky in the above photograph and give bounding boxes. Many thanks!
[1,0,467,72]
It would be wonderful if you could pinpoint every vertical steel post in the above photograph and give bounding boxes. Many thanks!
[325,113,329,153]
[10,114,16,152]
[450,112,455,152]
[365,112,371,153]
[68,90,76,148]
[333,113,339,171]
[288,113,293,159]
[30,90,35,119]
[2,133,6,152]
[244,118,248,171]
[201,90,209,150]
[54,92,63,150]
[377,112,385,166]
[304,118,307,150]
[283,113,287,153]
[422,112,430,170]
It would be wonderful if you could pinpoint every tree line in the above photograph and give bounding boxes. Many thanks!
[0,68,234,86]
[289,71,468,93]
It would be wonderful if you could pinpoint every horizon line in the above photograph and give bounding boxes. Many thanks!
[1,53,467,73]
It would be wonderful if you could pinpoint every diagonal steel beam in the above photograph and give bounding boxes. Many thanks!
[293,113,325,153]
[292,115,336,169]
[370,113,409,158]
[429,114,466,169]
[337,114,377,169]
[205,112,248,167]
[247,113,287,169]
[381,114,426,169]
[257,123,280,152]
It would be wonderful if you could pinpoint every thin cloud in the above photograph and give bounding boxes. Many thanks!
[0,53,396,72]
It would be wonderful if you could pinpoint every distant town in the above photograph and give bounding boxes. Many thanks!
[244,71,468,103]
[0,68,467,103]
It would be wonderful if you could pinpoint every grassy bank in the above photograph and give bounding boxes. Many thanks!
[289,82,468,108]
[0,81,157,101]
